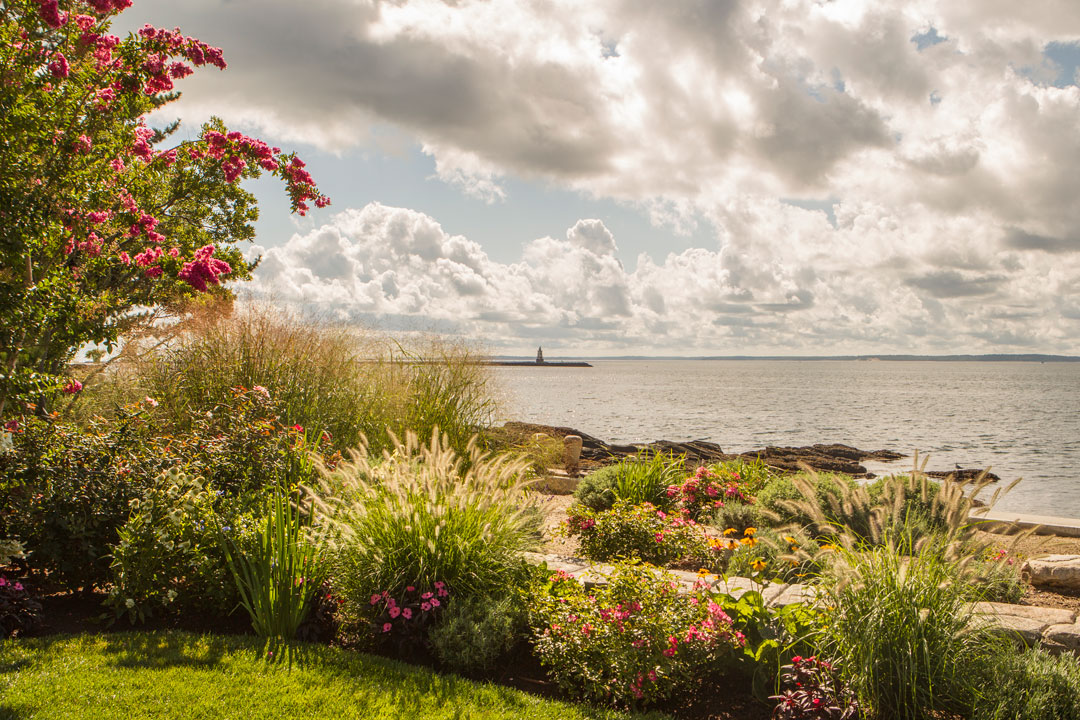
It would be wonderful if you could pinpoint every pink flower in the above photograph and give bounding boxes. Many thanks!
[370,594,380,605]
[62,379,83,394]
[389,606,400,618]
[70,134,92,153]
[437,588,448,597]
[421,602,432,612]
[0,577,6,587]
[405,586,415,592]
[402,608,412,620]
[48,53,70,79]
[145,396,158,407]
[430,598,440,608]
[433,581,445,590]
[421,592,433,600]
[382,622,392,633]
[37,0,67,28]
[662,647,675,657]
[252,385,269,399]
[13,582,23,591]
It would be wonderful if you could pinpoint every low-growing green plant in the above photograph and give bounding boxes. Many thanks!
[753,472,857,529]
[968,552,1024,604]
[723,526,828,583]
[770,656,859,720]
[369,582,449,654]
[710,500,763,536]
[573,465,622,511]
[429,591,528,677]
[308,431,542,632]
[529,563,746,706]
[222,490,326,640]
[572,452,686,512]
[815,539,1007,720]
[975,647,1080,720]
[565,500,712,567]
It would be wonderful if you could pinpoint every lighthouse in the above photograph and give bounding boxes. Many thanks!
[535,347,544,364]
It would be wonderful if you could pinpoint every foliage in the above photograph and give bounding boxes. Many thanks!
[0,387,327,592]
[665,464,750,520]
[0,632,662,720]
[710,500,763,536]
[429,591,528,677]
[967,550,1024,604]
[118,305,495,456]
[974,647,1080,720]
[0,1,326,413]
[707,457,775,497]
[753,472,857,528]
[566,500,712,567]
[0,411,159,590]
[573,452,686,512]
[770,656,859,720]
[222,490,325,640]
[573,464,622,511]
[0,573,41,638]
[309,431,542,632]
[722,526,828,583]
[529,563,745,706]
[814,539,1006,720]
[105,468,261,623]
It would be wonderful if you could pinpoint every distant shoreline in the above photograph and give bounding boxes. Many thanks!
[488,354,1080,363]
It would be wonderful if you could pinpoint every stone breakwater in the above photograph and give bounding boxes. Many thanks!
[502,421,998,481]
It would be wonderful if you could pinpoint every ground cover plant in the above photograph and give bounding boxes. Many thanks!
[0,631,663,720]
[573,452,688,512]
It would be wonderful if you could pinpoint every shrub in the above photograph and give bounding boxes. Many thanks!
[309,432,542,632]
[565,500,711,567]
[106,468,262,623]
[770,656,859,720]
[665,465,750,521]
[0,574,41,638]
[529,563,745,706]
[721,526,827,583]
[707,457,775,497]
[815,540,1006,720]
[573,465,621,511]
[429,591,528,676]
[0,390,329,593]
[0,413,160,591]
[975,647,1080,720]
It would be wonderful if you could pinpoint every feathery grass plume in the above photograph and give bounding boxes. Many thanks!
[816,538,1009,720]
[304,430,543,629]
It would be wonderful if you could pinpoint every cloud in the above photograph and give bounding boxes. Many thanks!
[113,0,1080,352]
[249,203,1080,354]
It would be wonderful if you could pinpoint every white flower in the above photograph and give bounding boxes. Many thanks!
[125,598,135,609]
[0,431,13,454]
[166,589,177,603]
[145,396,158,407]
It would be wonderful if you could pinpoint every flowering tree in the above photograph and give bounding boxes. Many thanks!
[0,0,329,413]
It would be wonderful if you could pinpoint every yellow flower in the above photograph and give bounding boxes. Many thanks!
[751,558,767,572]
[821,543,838,551]
[741,536,758,548]
[743,527,757,537]
[783,536,797,544]
[723,527,738,536]
[697,568,711,577]
[727,540,739,551]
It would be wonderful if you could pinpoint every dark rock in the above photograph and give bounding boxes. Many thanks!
[498,422,905,476]
[926,469,1000,483]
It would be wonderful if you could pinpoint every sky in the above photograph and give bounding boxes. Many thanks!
[114,0,1080,357]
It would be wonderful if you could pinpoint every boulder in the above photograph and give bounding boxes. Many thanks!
[1022,555,1080,591]
[1044,623,1080,651]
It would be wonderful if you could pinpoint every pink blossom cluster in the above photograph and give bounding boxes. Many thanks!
[283,157,331,214]
[48,52,69,78]
[62,379,83,394]
[369,582,449,635]
[86,0,133,14]
[36,0,66,28]
[0,576,25,592]
[178,244,231,292]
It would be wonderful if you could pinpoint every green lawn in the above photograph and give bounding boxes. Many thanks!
[0,632,667,720]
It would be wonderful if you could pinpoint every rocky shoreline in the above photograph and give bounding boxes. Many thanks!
[501,420,999,481]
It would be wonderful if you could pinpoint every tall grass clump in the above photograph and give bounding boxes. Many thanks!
[113,304,496,455]
[307,431,542,627]
[221,491,326,640]
[816,538,1007,720]
[572,451,686,511]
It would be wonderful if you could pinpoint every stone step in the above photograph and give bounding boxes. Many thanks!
[971,510,1080,538]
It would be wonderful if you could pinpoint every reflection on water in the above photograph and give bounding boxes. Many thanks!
[493,360,1080,516]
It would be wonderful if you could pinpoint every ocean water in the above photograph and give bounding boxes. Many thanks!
[492,360,1080,517]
